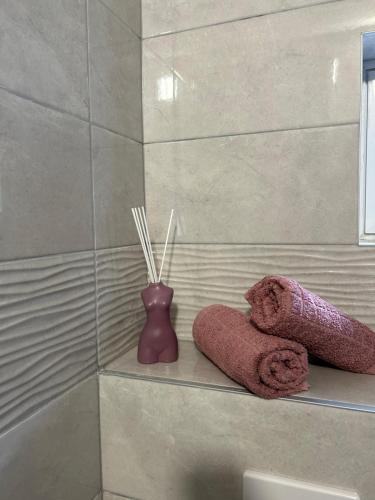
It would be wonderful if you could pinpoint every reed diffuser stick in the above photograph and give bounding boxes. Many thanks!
[158,209,174,283]
[132,206,175,284]
[135,208,153,281]
[132,208,154,282]
[140,207,158,283]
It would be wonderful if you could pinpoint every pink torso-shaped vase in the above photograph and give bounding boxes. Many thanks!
[137,282,178,364]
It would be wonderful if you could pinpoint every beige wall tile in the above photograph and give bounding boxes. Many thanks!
[152,244,375,339]
[142,0,338,37]
[100,375,375,500]
[145,125,358,244]
[103,492,133,500]
[0,89,93,259]
[92,126,144,249]
[88,0,142,141]
[0,251,97,433]
[143,0,375,142]
[0,376,100,500]
[96,246,147,366]
[0,0,88,118]
[101,0,141,36]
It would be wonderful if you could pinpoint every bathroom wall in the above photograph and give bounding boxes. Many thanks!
[143,0,375,338]
[0,1,143,498]
[101,376,375,500]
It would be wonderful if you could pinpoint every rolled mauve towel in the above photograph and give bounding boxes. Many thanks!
[192,304,309,399]
[246,276,375,374]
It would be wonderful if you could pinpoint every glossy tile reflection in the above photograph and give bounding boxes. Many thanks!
[143,0,375,142]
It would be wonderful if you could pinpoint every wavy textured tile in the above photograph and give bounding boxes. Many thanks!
[96,246,147,366]
[153,244,375,339]
[0,252,97,434]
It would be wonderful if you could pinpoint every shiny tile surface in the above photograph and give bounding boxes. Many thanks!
[150,244,375,339]
[100,375,375,500]
[0,376,100,500]
[0,89,93,260]
[88,0,142,141]
[96,246,147,366]
[105,341,375,410]
[100,0,141,36]
[92,126,144,249]
[0,0,88,118]
[145,125,358,243]
[0,251,97,434]
[142,0,338,37]
[143,0,375,142]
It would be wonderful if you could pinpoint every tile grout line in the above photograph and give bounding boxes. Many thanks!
[0,372,97,441]
[100,369,375,414]
[144,122,359,146]
[142,0,344,40]
[0,244,143,266]
[103,488,142,500]
[141,0,147,212]
[86,0,101,371]
[86,2,105,496]
[0,241,370,267]
[97,0,141,40]
[0,84,142,145]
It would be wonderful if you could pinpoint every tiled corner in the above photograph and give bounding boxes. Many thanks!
[100,0,141,37]
[0,376,100,500]
[96,246,147,366]
[142,0,339,37]
[92,126,144,249]
[152,244,375,339]
[143,0,375,142]
[145,125,358,244]
[88,0,142,141]
[103,493,133,500]
[0,0,88,119]
[0,251,97,434]
[0,89,93,260]
[100,375,375,500]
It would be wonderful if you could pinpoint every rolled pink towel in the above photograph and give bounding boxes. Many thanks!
[246,276,375,374]
[192,304,309,399]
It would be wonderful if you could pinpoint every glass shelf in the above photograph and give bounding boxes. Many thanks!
[102,340,375,413]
